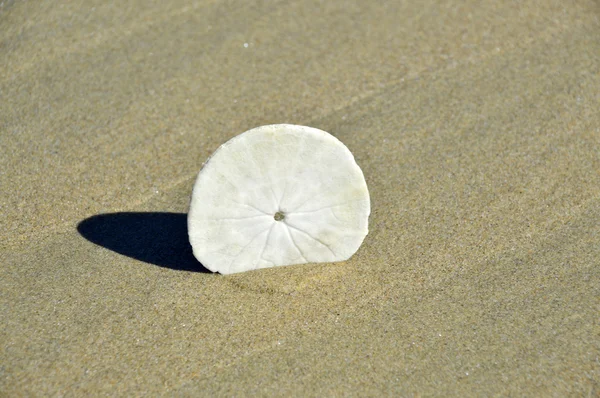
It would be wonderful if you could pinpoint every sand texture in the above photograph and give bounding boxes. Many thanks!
[1,0,599,395]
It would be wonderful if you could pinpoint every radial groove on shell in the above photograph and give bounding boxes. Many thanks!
[188,124,370,274]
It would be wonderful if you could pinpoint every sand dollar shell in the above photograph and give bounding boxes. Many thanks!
[188,124,370,274]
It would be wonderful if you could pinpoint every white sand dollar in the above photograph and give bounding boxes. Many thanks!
[188,124,370,274]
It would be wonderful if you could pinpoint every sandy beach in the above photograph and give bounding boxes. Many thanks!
[1,0,599,395]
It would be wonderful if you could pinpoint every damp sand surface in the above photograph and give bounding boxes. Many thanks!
[1,1,599,395]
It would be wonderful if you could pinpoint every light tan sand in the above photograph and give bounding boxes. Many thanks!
[1,0,599,395]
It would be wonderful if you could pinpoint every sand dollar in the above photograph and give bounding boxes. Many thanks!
[188,124,370,274]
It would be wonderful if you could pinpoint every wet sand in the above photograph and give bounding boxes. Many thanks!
[1,0,599,395]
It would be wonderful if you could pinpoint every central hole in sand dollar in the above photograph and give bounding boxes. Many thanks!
[274,211,285,221]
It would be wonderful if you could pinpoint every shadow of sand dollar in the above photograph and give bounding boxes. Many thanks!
[77,212,209,273]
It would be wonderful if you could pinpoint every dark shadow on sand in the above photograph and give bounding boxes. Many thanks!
[77,212,210,273]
